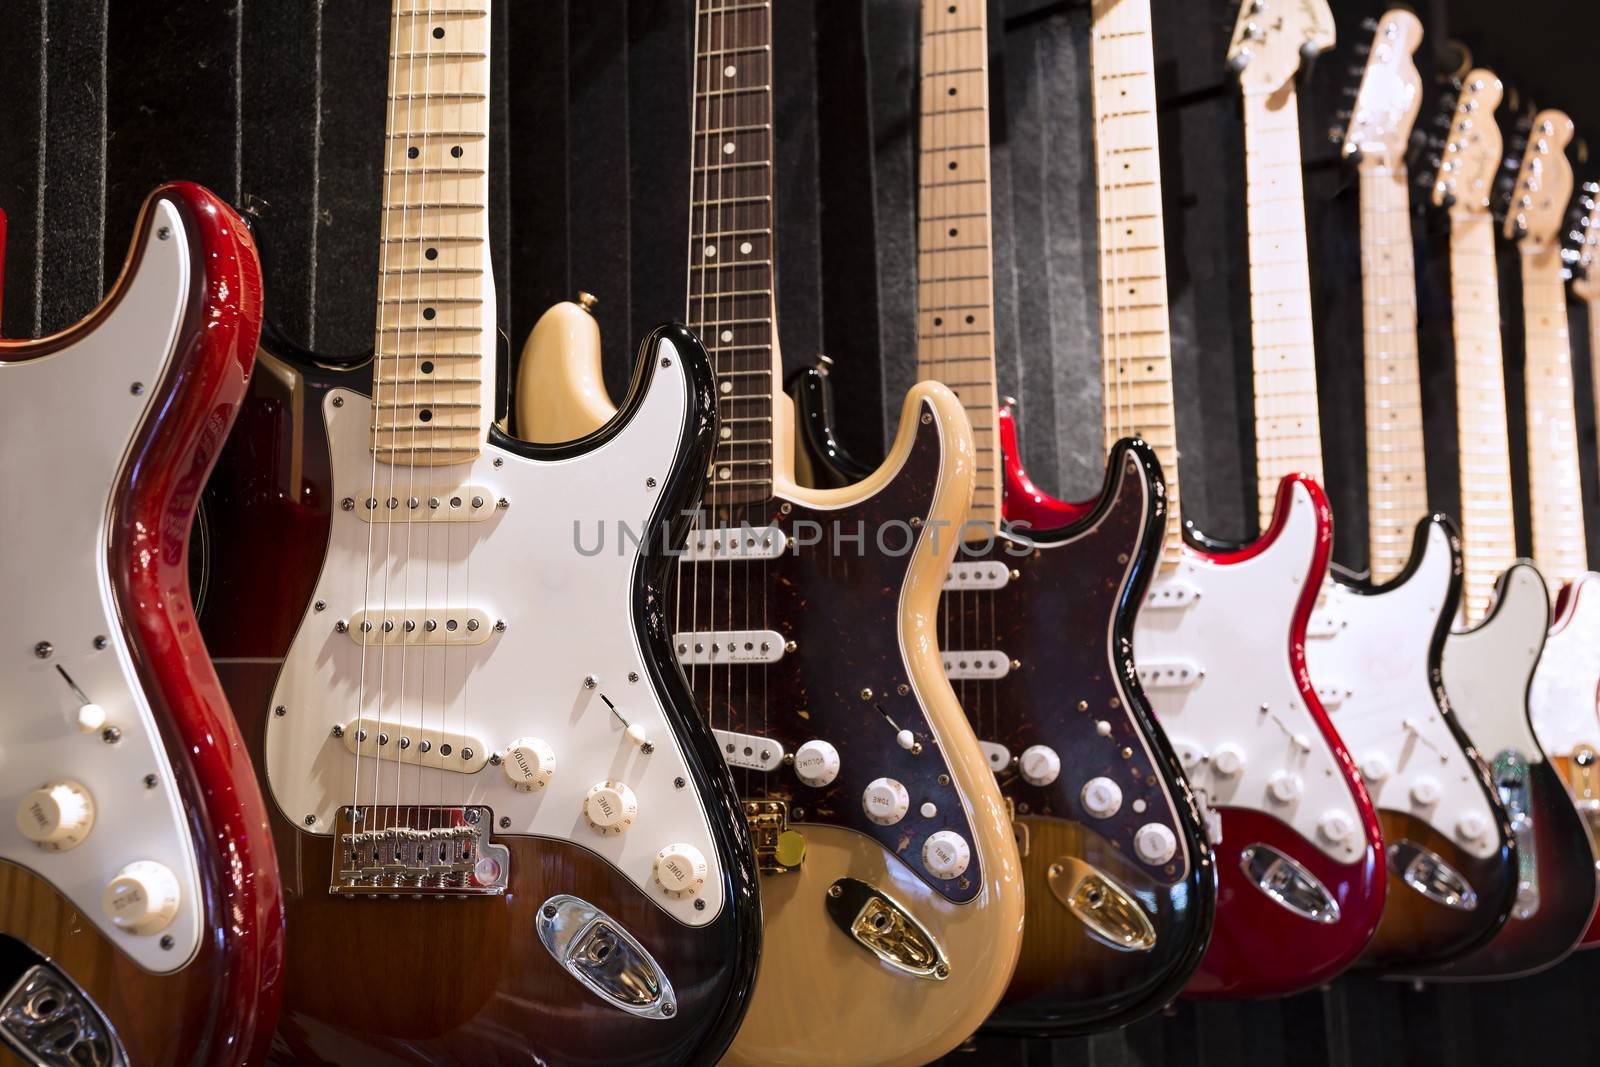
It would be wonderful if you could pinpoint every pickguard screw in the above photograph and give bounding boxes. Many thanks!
[584,675,598,689]
[157,227,171,241]
[159,935,175,950]
[493,620,507,633]
[464,809,481,824]
[130,381,144,396]
[693,899,705,911]
[674,777,686,789]
[859,688,873,701]
[303,814,316,826]
[828,884,843,898]
[779,502,792,515]
[335,620,348,633]
[909,516,922,528]
[1009,569,1020,580]
[1118,553,1129,564]
[937,774,950,786]
[663,1003,676,1017]
[33,641,52,659]
[921,412,932,425]
[628,672,639,683]
[646,477,657,489]
[341,498,355,511]
[494,457,504,467]
[331,396,345,408]
[784,640,797,654]
[314,600,327,612]
[496,497,509,509]
[661,356,672,368]
[93,635,108,650]
[101,726,121,744]
[143,774,158,789]
[897,683,910,696]
[543,904,558,918]
[331,725,344,738]
[488,753,502,765]
[935,962,950,977]
[274,705,287,717]
[499,816,511,829]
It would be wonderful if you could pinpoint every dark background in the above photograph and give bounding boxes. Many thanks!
[4,0,1599,1063]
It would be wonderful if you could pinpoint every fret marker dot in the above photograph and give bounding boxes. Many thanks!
[948,87,957,96]
[948,161,958,170]
[419,409,434,423]
[425,247,439,261]
[720,380,733,394]
[949,227,958,237]
[432,26,444,38]
[723,141,736,155]
[451,145,464,158]
[724,65,737,78]
[719,468,732,480]
[423,307,436,320]
[934,317,943,326]
[705,244,717,257]
[420,361,435,374]
[740,241,753,254]
[720,330,733,342]
[966,315,975,324]
[408,146,420,159]
[720,427,732,439]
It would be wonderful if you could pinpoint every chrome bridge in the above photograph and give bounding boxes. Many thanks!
[330,805,509,896]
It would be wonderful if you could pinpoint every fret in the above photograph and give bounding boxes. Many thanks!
[391,8,487,17]
[1520,249,1588,588]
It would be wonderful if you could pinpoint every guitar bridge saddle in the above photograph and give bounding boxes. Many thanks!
[1045,857,1157,952]
[0,962,126,1067]
[329,805,509,896]
[743,799,805,874]
[825,878,949,980]
[536,894,677,1020]
[1387,840,1479,912]
[1240,843,1341,924]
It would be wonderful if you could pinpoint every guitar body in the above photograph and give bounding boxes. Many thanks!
[1305,518,1518,970]
[1530,571,1600,946]
[0,184,280,1066]
[198,321,759,1066]
[791,384,1214,1035]
[1007,455,1386,997]
[520,303,1023,1067]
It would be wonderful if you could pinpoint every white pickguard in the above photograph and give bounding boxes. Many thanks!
[1133,480,1368,863]
[0,201,204,972]
[265,336,724,926]
[1530,572,1600,758]
[1306,524,1499,859]
[1443,563,1549,770]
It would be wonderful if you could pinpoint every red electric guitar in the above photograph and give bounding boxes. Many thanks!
[0,183,279,1065]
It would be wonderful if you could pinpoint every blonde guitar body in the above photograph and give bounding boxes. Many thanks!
[518,300,1023,1067]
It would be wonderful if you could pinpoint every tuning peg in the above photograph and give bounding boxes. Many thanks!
[1299,40,1322,64]
[1585,180,1600,194]
[1228,49,1252,73]
[1360,16,1379,31]
[1440,192,1458,209]
[1328,125,1347,144]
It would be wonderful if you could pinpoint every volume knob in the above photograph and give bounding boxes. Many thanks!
[862,778,910,825]
[1018,745,1061,786]
[16,781,94,851]
[103,860,181,934]
[652,843,709,897]
[921,830,971,879]
[1134,822,1178,866]
[794,740,841,787]
[1080,777,1123,818]
[1411,776,1441,806]
[502,737,556,791]
[1268,771,1303,803]
[583,781,639,834]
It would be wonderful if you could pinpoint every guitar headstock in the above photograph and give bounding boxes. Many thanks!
[1570,180,1600,301]
[1432,69,1503,212]
[1226,0,1335,92]
[1504,109,1575,249]
[1340,8,1424,167]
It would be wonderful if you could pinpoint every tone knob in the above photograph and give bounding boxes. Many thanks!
[103,860,181,934]
[652,843,709,897]
[921,830,971,879]
[1268,771,1303,803]
[583,781,639,834]
[1134,822,1178,865]
[1318,810,1356,843]
[862,778,910,825]
[502,737,556,791]
[76,703,107,733]
[1212,743,1245,777]
[1080,777,1123,818]
[1360,753,1392,783]
[794,740,841,787]
[1457,811,1489,842]
[16,781,94,851]
[1018,745,1061,786]
[1410,777,1441,806]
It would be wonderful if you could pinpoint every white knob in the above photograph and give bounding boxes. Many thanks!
[1212,743,1245,777]
[1081,777,1123,818]
[16,781,94,851]
[1134,822,1177,865]
[1457,811,1489,841]
[1318,810,1355,843]
[794,740,841,787]
[862,778,910,825]
[896,729,917,751]
[652,843,709,897]
[583,781,639,834]
[502,737,556,791]
[922,830,971,879]
[103,860,181,934]
[1361,753,1392,782]
[1410,777,1441,806]
[625,723,649,748]
[1019,745,1061,786]
[1268,771,1303,803]
[76,703,107,733]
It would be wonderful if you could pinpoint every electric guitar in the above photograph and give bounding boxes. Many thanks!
[1315,9,1517,969]
[1404,68,1596,978]
[0,183,281,1065]
[789,0,1214,1037]
[1008,0,1386,999]
[516,2,1022,1065]
[194,4,760,1063]
[1519,111,1600,947]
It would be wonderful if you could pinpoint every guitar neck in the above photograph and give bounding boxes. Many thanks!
[1357,158,1427,582]
[1242,85,1323,530]
[371,0,493,468]
[687,0,776,505]
[1523,248,1588,587]
[1448,210,1517,620]
[1090,0,1181,564]
[914,0,1000,528]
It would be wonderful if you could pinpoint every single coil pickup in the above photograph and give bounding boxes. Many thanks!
[345,608,495,645]
[1306,611,1345,638]
[330,805,508,896]
[943,561,1011,591]
[1136,659,1202,689]
[714,729,786,771]
[942,651,1010,680]
[355,486,499,522]
[338,718,490,773]
[685,524,787,561]
[979,741,1013,772]
[1314,682,1349,709]
[675,630,786,665]
[1143,579,1201,609]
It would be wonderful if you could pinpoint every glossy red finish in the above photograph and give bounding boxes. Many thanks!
[0,205,8,333]
[997,405,1093,526]
[1,183,282,1065]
